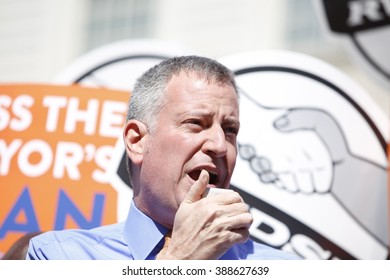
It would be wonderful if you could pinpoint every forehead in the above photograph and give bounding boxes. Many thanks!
[165,72,239,110]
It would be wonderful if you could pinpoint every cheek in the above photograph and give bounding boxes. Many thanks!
[173,187,189,207]
[146,133,192,180]
[227,145,238,170]
[148,132,181,157]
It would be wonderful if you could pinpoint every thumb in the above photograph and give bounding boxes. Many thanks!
[274,109,316,132]
[183,170,209,204]
[274,108,349,161]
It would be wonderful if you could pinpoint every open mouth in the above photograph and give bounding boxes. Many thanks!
[188,169,219,185]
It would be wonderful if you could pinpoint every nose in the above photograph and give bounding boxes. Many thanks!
[202,125,228,158]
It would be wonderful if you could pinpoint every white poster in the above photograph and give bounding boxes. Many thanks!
[219,50,389,259]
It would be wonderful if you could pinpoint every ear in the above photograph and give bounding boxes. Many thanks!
[123,120,149,165]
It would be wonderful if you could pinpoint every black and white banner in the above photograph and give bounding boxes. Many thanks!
[315,0,390,88]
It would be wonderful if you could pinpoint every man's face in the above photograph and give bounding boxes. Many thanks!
[136,71,240,228]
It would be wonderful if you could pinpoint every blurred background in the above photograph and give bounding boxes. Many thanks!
[0,0,388,116]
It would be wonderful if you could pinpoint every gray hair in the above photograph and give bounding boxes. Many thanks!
[126,55,238,131]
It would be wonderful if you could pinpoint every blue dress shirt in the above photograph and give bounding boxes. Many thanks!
[26,201,299,260]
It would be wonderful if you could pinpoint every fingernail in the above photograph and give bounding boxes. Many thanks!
[200,170,209,181]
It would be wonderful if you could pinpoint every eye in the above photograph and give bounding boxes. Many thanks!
[224,125,239,136]
[183,118,205,131]
[187,119,202,126]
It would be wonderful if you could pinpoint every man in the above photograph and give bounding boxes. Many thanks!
[27,56,299,260]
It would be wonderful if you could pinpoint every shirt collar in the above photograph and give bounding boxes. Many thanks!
[123,200,169,260]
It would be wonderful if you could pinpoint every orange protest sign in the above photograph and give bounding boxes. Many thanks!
[0,84,130,256]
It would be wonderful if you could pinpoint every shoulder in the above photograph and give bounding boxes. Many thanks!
[250,240,301,260]
[27,222,129,260]
[35,222,125,245]
[233,239,301,260]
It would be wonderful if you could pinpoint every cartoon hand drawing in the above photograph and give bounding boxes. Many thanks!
[272,108,388,246]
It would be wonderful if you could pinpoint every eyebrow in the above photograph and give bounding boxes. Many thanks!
[185,110,214,118]
[182,110,239,123]
[223,117,240,129]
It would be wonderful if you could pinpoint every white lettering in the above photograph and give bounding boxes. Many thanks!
[99,100,126,138]
[347,0,385,26]
[18,140,52,177]
[11,94,34,131]
[64,98,99,135]
[92,145,114,183]
[53,141,83,180]
[0,95,34,131]
[0,139,22,175]
[43,96,67,132]
[1,138,118,181]
[0,95,11,131]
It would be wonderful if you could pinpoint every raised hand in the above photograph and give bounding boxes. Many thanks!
[157,170,253,259]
